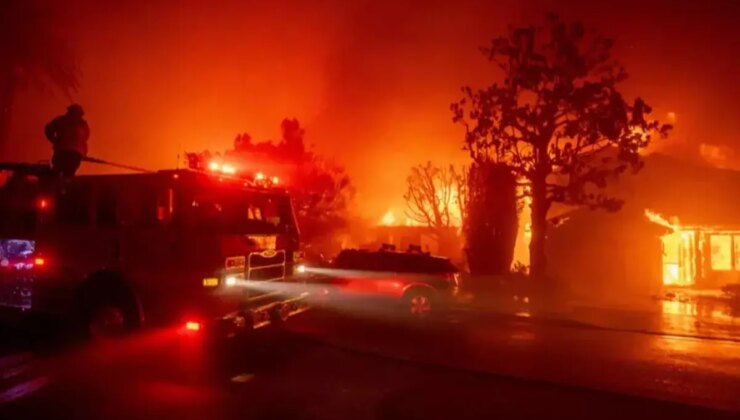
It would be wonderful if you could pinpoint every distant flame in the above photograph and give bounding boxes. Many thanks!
[699,143,732,169]
[644,209,694,286]
[644,209,678,231]
[380,210,396,226]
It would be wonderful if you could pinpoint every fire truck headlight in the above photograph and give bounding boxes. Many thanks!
[225,276,238,287]
[296,264,306,274]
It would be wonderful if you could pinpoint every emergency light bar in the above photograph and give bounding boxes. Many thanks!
[204,162,281,187]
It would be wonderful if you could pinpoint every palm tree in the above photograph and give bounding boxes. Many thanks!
[0,0,80,154]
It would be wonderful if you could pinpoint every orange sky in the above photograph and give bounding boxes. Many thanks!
[6,0,740,218]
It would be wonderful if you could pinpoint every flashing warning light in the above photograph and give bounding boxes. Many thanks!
[224,276,237,287]
[208,161,220,171]
[271,176,279,185]
[185,321,201,331]
[296,264,306,274]
[33,257,46,267]
[255,172,265,181]
[38,198,50,210]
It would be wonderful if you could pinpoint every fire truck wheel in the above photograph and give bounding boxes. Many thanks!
[79,280,140,340]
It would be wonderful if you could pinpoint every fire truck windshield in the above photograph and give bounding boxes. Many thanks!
[183,187,293,234]
[0,174,40,234]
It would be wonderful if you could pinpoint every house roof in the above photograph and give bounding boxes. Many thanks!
[616,153,740,227]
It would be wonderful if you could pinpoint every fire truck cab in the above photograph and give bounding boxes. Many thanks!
[0,164,307,338]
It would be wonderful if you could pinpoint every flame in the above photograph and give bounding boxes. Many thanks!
[512,181,532,267]
[644,209,697,286]
[380,210,396,226]
[405,218,423,227]
[644,209,678,231]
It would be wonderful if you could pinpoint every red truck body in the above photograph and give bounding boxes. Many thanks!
[0,166,307,335]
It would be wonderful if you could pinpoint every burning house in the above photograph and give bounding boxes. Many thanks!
[547,153,740,299]
[350,211,462,259]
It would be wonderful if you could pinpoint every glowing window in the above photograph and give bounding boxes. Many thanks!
[735,235,740,270]
[710,235,732,271]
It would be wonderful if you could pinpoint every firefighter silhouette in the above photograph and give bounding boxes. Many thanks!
[45,104,89,176]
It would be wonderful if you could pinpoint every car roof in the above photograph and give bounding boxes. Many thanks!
[334,249,457,273]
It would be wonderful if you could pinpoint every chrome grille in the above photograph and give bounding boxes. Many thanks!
[247,250,285,282]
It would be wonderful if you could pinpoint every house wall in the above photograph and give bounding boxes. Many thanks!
[697,231,740,288]
[547,211,663,301]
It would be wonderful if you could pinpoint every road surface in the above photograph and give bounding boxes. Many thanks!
[0,308,738,419]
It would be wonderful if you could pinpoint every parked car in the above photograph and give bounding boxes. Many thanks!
[312,248,461,318]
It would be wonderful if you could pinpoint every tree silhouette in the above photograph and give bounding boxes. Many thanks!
[404,162,465,228]
[465,161,518,276]
[452,14,670,277]
[0,0,80,153]
[189,119,353,250]
[404,162,466,256]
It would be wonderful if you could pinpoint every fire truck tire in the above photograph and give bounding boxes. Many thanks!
[77,276,141,339]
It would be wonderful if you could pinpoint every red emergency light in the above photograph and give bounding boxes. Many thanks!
[33,257,46,267]
[208,161,239,176]
[37,198,51,210]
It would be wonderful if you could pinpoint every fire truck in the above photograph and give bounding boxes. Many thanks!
[0,163,308,338]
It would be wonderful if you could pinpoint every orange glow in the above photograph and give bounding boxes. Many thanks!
[185,321,201,331]
[208,161,220,171]
[255,172,266,181]
[404,218,423,227]
[644,209,678,231]
[202,277,219,287]
[513,181,532,268]
[221,164,236,175]
[380,210,396,226]
[33,257,46,266]
[645,209,695,286]
[271,176,279,185]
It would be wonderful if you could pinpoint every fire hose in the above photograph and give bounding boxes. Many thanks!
[82,156,152,173]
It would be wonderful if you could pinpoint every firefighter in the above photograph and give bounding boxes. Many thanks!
[45,104,90,177]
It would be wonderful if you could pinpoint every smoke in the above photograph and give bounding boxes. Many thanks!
[5,0,740,217]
